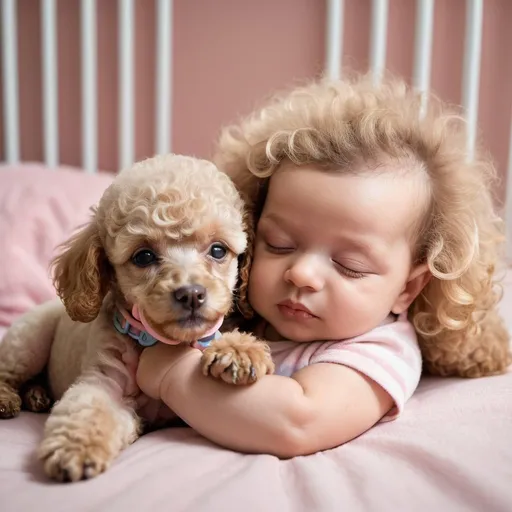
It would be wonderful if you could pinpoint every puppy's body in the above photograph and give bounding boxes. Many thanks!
[41,298,139,401]
[0,155,273,482]
[6,297,172,417]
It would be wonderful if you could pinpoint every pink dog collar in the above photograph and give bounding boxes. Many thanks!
[113,305,223,349]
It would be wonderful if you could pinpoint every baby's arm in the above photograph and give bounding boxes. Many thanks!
[136,343,393,457]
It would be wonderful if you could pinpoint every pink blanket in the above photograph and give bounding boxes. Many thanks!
[0,165,511,511]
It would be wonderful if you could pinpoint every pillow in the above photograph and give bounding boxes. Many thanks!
[0,164,114,333]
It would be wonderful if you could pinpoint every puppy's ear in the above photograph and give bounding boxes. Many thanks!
[235,179,269,320]
[51,219,111,323]
[236,210,256,319]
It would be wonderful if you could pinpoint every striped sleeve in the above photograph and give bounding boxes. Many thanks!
[309,313,422,420]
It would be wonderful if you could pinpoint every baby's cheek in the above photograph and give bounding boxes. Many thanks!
[327,287,363,323]
[248,256,270,289]
[331,290,387,335]
[247,268,265,309]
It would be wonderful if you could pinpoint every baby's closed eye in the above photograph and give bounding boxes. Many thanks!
[264,240,295,254]
[332,261,366,279]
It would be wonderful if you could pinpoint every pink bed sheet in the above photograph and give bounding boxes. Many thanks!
[1,368,511,511]
[0,278,510,512]
[0,166,511,511]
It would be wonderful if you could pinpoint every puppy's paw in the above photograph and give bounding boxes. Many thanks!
[201,330,274,385]
[38,435,111,482]
[22,384,53,413]
[0,382,22,419]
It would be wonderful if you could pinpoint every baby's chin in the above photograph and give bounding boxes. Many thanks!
[264,319,367,343]
[263,322,320,343]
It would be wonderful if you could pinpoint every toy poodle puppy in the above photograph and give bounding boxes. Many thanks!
[0,154,273,482]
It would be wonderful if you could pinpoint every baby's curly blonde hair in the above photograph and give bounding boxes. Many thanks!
[214,73,511,378]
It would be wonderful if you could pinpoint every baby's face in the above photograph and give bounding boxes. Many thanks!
[248,162,428,342]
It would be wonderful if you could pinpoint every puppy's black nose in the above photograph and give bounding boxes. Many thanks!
[173,285,207,311]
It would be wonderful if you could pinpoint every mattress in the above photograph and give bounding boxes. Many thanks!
[0,165,511,512]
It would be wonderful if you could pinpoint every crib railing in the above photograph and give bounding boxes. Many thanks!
[1,0,172,174]
[1,0,511,262]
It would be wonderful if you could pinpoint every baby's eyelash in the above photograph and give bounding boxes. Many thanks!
[334,262,366,279]
[265,242,294,254]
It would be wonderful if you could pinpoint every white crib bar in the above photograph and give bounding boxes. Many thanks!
[41,0,59,168]
[118,0,134,170]
[325,0,344,80]
[413,0,435,115]
[369,0,388,85]
[1,0,20,163]
[155,0,173,155]
[461,0,483,162]
[81,0,97,173]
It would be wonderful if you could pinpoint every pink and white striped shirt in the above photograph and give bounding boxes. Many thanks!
[258,312,422,421]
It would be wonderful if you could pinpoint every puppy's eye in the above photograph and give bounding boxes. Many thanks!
[132,249,158,268]
[208,243,227,260]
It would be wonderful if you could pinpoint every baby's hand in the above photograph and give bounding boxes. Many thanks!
[201,330,275,385]
[137,343,195,399]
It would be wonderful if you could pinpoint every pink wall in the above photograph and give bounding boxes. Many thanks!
[1,0,511,203]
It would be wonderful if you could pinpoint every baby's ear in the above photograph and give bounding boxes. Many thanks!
[391,264,431,315]
[51,220,111,323]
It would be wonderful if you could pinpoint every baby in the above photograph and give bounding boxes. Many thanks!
[136,74,510,457]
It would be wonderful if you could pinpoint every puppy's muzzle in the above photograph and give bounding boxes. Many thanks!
[173,284,207,312]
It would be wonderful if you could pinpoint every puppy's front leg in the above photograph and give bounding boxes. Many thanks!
[38,380,141,482]
[201,330,274,385]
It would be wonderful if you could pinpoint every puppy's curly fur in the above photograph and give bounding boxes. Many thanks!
[0,154,273,482]
[214,73,511,379]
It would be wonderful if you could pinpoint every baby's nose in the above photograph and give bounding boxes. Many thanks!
[285,255,324,291]
[172,284,207,311]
